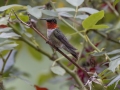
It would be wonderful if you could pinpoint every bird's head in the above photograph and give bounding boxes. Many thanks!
[40,18,57,29]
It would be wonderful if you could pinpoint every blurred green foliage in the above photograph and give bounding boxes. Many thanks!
[0,0,120,90]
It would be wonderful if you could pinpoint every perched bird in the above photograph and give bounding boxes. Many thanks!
[41,18,78,59]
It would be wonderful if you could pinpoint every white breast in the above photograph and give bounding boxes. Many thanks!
[47,29,55,38]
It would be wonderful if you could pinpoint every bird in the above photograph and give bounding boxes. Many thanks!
[41,18,78,59]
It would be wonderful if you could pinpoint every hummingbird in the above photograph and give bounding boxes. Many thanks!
[41,18,78,59]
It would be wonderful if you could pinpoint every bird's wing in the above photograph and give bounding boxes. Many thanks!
[53,28,76,50]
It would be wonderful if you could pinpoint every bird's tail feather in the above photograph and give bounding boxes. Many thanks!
[63,46,78,59]
[69,49,78,59]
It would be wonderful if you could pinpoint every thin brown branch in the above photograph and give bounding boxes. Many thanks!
[12,9,89,78]
[6,50,13,61]
[9,23,52,59]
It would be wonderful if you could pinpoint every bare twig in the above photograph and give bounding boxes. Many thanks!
[12,9,89,78]
[1,50,13,74]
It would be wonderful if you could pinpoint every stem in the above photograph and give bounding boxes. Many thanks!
[104,1,119,17]
[85,34,111,61]
[60,17,85,39]
[58,61,87,90]
[9,23,52,59]
[10,9,89,89]
[73,6,78,27]
[49,1,85,39]
[85,34,101,52]
[0,50,13,74]
[10,23,88,90]
[12,9,89,77]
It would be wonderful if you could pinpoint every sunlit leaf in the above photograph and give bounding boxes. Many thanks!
[108,57,120,72]
[51,66,66,76]
[76,14,89,20]
[92,51,106,56]
[107,75,120,88]
[42,10,58,17]
[90,24,109,29]
[0,43,18,52]
[0,27,12,32]
[66,0,84,7]
[0,40,15,46]
[0,16,9,25]
[27,6,42,19]
[0,4,22,11]
[78,7,99,14]
[107,49,120,55]
[56,7,75,12]
[34,85,48,90]
[82,10,104,29]
[0,32,21,39]
[113,0,120,6]
[110,55,120,61]
[24,32,32,38]
[58,12,73,17]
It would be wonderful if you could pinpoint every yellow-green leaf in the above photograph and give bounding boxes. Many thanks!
[90,24,109,29]
[113,0,120,6]
[82,10,104,30]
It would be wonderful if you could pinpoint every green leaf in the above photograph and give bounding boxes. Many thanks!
[92,51,106,56]
[42,10,58,17]
[110,55,120,61]
[113,0,120,6]
[0,32,21,39]
[82,10,104,29]
[56,7,75,12]
[0,27,12,32]
[59,12,73,17]
[66,0,84,7]
[24,32,32,38]
[107,75,120,89]
[107,49,120,55]
[0,40,15,46]
[51,66,66,76]
[0,4,22,12]
[0,16,9,25]
[27,6,42,19]
[90,24,109,29]
[108,57,120,72]
[76,14,89,20]
[78,7,99,14]
[0,43,18,52]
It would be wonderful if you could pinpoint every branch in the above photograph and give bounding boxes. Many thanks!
[12,9,89,78]
[104,1,119,17]
[0,50,13,74]
[93,30,120,45]
[11,23,87,89]
[9,23,52,59]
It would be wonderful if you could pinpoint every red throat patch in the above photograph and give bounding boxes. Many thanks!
[47,22,57,29]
